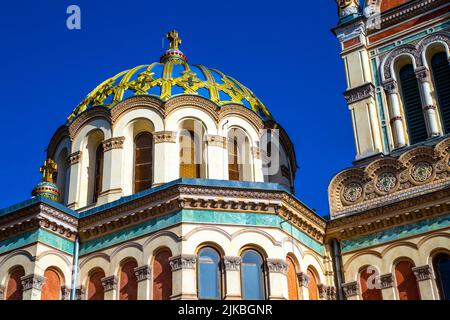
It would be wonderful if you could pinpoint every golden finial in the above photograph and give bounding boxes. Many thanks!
[167,30,182,50]
[40,159,57,183]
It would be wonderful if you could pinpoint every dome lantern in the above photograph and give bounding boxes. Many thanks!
[160,29,188,63]
[31,159,60,202]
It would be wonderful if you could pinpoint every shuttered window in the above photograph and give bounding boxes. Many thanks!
[431,52,450,134]
[399,64,428,144]
[134,132,153,193]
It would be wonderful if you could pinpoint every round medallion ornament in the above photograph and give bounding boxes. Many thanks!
[376,172,397,193]
[343,183,363,203]
[411,162,432,182]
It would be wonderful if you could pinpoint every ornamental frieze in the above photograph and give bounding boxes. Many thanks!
[153,131,177,144]
[343,83,375,104]
[21,274,46,291]
[102,136,125,151]
[378,273,394,289]
[101,275,118,292]
[342,281,358,298]
[169,254,197,271]
[412,265,432,281]
[134,265,152,282]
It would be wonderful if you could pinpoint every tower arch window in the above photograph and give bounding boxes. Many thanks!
[241,249,266,300]
[306,267,319,300]
[87,269,105,300]
[92,144,104,203]
[286,256,299,300]
[5,266,25,300]
[399,64,428,144]
[359,266,382,300]
[395,260,421,300]
[197,247,222,300]
[134,132,153,193]
[152,249,173,300]
[432,253,450,300]
[55,148,69,204]
[119,259,138,300]
[431,52,450,134]
[41,268,63,300]
[228,128,252,181]
[179,119,206,179]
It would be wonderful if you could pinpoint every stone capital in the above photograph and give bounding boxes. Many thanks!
[102,136,125,151]
[297,272,310,288]
[344,83,375,104]
[383,79,399,95]
[378,273,394,289]
[342,281,359,298]
[412,265,432,282]
[206,135,227,149]
[76,286,86,300]
[0,285,4,300]
[20,274,46,291]
[101,275,118,292]
[415,66,430,83]
[68,151,82,165]
[153,131,177,144]
[134,265,152,282]
[61,285,71,300]
[169,254,197,271]
[318,283,328,300]
[223,256,242,271]
[266,259,288,274]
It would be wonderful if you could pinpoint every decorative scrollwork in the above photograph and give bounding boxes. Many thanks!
[411,162,433,183]
[343,183,363,203]
[376,172,397,193]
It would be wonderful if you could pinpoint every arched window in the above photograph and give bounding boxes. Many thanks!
[153,250,173,300]
[399,64,428,144]
[228,137,240,181]
[198,247,222,300]
[41,268,62,300]
[307,268,319,300]
[180,130,201,178]
[119,259,138,300]
[87,269,105,300]
[431,52,450,133]
[6,266,25,300]
[395,260,421,300]
[433,253,450,300]
[134,132,153,193]
[93,144,104,203]
[55,148,69,204]
[241,250,266,300]
[286,256,299,300]
[360,266,382,300]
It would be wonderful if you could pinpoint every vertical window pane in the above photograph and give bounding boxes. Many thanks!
[93,144,104,203]
[433,253,450,300]
[198,248,221,299]
[241,250,265,300]
[134,132,153,192]
[431,52,450,134]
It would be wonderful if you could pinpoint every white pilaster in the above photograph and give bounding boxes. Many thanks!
[153,131,178,185]
[415,67,441,137]
[223,256,242,300]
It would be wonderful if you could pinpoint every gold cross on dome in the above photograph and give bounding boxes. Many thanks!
[167,30,181,50]
[40,159,57,183]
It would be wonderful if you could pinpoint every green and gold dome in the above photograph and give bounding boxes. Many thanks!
[68,30,273,123]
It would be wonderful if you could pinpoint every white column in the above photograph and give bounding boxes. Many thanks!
[368,101,383,152]
[378,273,396,300]
[266,259,288,300]
[134,265,151,300]
[169,255,197,300]
[67,151,82,209]
[21,274,45,300]
[342,281,359,300]
[153,131,178,186]
[206,135,227,180]
[383,79,406,148]
[101,275,118,300]
[97,137,125,205]
[415,67,441,137]
[413,265,438,300]
[223,256,242,300]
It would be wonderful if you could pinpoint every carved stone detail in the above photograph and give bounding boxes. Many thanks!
[153,131,177,144]
[266,259,288,274]
[342,281,358,298]
[206,135,227,149]
[378,273,394,289]
[169,254,197,271]
[68,151,82,165]
[223,256,241,271]
[76,286,86,300]
[412,265,432,281]
[343,182,363,203]
[415,67,430,83]
[375,172,397,193]
[411,162,433,183]
[102,136,125,151]
[101,275,118,292]
[134,265,151,282]
[0,285,4,300]
[344,83,375,104]
[297,272,310,288]
[61,286,71,300]
[252,147,263,160]
[21,274,46,291]
[383,79,398,95]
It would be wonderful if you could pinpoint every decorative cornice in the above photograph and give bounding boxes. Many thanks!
[342,281,358,298]
[378,273,394,289]
[102,137,125,152]
[413,265,432,281]
[153,131,177,144]
[297,272,310,288]
[169,254,197,271]
[344,83,375,104]
[68,151,82,165]
[266,259,288,274]
[101,275,118,292]
[134,265,151,282]
[21,274,46,291]
[223,256,241,271]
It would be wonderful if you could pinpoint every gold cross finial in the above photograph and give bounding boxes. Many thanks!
[40,159,57,183]
[167,30,181,50]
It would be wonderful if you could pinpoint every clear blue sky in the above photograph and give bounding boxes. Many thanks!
[0,0,355,216]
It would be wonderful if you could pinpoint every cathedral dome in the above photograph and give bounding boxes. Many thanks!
[68,31,273,123]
